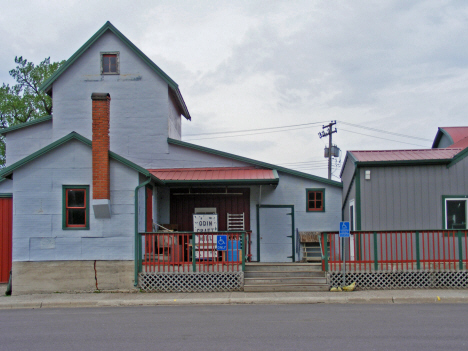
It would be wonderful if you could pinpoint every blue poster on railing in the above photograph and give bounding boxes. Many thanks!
[217,235,227,251]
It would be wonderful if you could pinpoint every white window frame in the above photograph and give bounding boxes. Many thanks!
[444,197,468,230]
[100,51,120,75]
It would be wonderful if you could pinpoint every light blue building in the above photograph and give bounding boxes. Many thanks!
[0,22,342,295]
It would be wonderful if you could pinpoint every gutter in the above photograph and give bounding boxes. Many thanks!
[134,177,151,287]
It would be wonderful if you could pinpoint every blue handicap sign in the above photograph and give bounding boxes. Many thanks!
[339,221,350,238]
[217,235,227,251]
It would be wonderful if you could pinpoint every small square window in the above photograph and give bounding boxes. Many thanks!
[101,52,119,74]
[63,185,90,230]
[306,188,325,212]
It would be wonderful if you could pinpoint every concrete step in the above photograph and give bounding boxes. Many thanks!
[244,284,329,292]
[244,271,325,278]
[245,277,327,285]
[245,263,323,272]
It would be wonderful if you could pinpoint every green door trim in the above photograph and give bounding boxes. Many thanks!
[256,204,295,262]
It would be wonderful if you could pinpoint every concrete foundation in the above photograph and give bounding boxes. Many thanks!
[12,261,136,295]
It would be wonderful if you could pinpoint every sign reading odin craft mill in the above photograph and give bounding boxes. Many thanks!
[193,214,218,232]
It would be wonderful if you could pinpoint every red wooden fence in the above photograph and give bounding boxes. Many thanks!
[139,231,251,273]
[322,230,468,272]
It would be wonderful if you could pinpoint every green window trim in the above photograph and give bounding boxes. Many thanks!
[442,195,468,230]
[306,188,325,212]
[62,185,90,230]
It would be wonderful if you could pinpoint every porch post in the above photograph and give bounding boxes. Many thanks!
[134,177,151,287]
[192,233,196,272]
[242,232,246,272]
[458,231,463,270]
[415,231,420,270]
[323,232,328,271]
[373,232,378,271]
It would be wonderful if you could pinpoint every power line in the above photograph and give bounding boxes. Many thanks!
[184,125,320,141]
[338,120,432,142]
[184,121,329,137]
[339,128,428,147]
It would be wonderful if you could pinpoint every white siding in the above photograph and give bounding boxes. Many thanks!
[11,140,139,262]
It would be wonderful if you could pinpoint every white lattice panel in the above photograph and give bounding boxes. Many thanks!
[139,272,244,292]
[328,271,468,290]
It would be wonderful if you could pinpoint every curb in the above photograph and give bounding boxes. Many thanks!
[2,294,467,309]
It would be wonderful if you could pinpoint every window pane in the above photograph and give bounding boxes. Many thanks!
[109,56,116,72]
[68,190,85,207]
[447,200,466,229]
[68,209,86,225]
[103,57,110,72]
[309,200,315,209]
[315,192,322,200]
[316,200,322,209]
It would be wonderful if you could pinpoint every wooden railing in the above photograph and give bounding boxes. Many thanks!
[322,230,468,272]
[138,231,251,273]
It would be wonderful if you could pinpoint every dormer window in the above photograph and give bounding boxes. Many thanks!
[101,52,119,74]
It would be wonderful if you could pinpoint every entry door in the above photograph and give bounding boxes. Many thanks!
[0,197,12,283]
[259,207,293,262]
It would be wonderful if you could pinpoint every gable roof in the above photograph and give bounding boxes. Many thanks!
[167,138,342,187]
[39,21,191,120]
[432,127,468,148]
[148,167,279,186]
[0,115,52,135]
[0,132,164,185]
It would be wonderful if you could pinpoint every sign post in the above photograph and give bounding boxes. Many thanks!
[339,221,350,287]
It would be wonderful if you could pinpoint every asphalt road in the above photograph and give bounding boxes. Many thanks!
[0,304,466,351]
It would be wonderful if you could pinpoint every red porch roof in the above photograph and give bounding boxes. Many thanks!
[148,167,279,185]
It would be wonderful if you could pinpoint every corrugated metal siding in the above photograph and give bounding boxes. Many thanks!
[343,180,356,223]
[360,157,468,230]
[170,188,250,231]
[341,157,355,206]
[0,197,12,283]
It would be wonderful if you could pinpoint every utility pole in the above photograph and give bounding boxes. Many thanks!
[318,121,337,180]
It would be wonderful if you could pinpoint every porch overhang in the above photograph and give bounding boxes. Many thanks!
[148,167,279,187]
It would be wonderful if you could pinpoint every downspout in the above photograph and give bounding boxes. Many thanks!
[134,177,151,287]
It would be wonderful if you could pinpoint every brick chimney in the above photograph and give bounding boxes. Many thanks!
[91,92,111,218]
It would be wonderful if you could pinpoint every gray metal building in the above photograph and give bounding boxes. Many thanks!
[341,127,468,231]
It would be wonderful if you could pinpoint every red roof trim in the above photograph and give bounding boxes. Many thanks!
[348,148,462,162]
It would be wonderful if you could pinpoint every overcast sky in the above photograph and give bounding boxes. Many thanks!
[1,0,467,180]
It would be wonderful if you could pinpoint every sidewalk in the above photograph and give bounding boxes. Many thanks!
[1,289,468,309]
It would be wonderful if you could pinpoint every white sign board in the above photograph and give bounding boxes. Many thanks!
[193,214,218,259]
[193,214,218,232]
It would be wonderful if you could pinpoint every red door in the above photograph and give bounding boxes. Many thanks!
[0,197,12,283]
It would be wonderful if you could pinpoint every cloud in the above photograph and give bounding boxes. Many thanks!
[2,0,468,179]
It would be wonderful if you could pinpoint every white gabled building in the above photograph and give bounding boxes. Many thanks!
[0,22,342,295]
